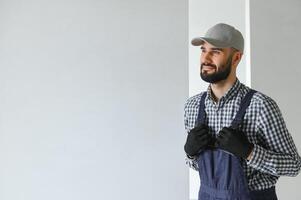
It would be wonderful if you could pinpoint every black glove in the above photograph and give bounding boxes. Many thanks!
[184,123,212,156]
[216,127,254,159]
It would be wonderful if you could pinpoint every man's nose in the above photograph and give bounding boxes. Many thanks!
[201,52,212,64]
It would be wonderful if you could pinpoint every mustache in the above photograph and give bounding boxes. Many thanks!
[201,63,217,68]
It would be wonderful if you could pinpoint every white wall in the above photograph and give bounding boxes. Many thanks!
[189,0,247,199]
[250,0,301,199]
[0,0,188,199]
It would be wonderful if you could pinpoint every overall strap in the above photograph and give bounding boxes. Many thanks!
[231,89,257,129]
[196,92,207,126]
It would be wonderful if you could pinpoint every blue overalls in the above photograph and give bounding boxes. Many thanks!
[196,89,278,200]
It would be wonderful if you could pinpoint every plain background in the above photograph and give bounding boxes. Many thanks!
[0,0,189,199]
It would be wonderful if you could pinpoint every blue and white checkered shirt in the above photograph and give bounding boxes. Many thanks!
[184,78,301,190]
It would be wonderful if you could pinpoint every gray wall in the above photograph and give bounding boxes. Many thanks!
[0,0,188,199]
[250,0,301,199]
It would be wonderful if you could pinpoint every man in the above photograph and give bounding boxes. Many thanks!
[184,23,301,200]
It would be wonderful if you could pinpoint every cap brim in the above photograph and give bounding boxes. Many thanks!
[191,37,230,48]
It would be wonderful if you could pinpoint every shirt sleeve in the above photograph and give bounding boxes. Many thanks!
[185,154,199,171]
[184,99,199,171]
[247,96,301,177]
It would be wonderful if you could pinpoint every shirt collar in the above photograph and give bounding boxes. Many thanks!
[206,78,241,103]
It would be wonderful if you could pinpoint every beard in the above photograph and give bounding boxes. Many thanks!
[200,55,232,84]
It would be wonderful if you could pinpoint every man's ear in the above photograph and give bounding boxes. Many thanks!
[232,51,243,66]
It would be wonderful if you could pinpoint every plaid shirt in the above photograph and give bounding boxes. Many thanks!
[184,78,301,190]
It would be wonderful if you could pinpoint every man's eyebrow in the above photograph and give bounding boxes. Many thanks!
[211,48,224,51]
[200,46,224,51]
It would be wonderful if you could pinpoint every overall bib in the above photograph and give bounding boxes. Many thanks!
[196,89,278,200]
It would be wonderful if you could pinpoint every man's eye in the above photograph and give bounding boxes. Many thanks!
[212,51,221,54]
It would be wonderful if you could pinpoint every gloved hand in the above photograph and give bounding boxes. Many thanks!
[184,123,212,156]
[216,127,254,159]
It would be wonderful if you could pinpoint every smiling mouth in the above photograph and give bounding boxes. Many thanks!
[202,66,216,73]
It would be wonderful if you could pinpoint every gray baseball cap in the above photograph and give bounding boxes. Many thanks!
[191,23,244,53]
